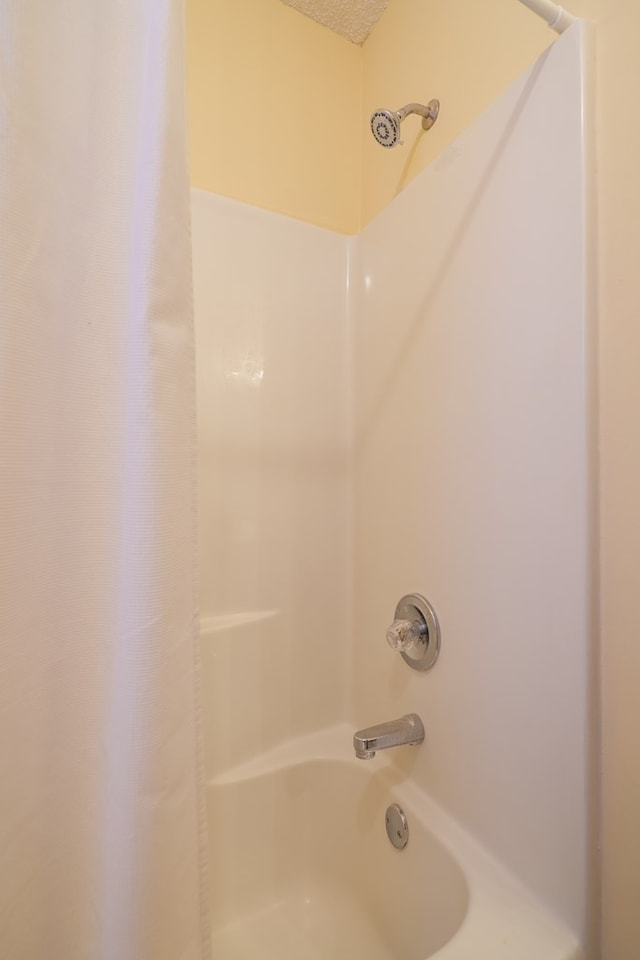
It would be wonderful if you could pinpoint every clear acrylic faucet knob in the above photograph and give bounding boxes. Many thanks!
[386,618,427,652]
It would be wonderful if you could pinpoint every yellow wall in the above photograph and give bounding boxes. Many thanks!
[361,0,551,224]
[187,0,640,953]
[186,0,551,231]
[186,0,362,234]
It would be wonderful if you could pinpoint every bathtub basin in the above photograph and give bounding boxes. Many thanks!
[207,726,583,959]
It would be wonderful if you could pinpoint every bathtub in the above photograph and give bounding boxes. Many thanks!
[207,726,583,959]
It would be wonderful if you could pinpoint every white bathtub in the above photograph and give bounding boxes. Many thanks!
[207,727,583,959]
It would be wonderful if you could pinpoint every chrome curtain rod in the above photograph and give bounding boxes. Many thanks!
[516,0,577,33]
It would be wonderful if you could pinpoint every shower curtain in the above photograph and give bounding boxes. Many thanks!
[0,2,210,958]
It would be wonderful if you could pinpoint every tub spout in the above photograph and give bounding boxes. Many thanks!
[353,713,424,760]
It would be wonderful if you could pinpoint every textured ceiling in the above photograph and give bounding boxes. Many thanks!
[280,0,391,44]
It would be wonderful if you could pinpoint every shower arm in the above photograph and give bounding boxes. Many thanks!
[396,101,439,131]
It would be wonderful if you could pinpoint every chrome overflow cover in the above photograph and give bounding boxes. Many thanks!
[386,593,440,671]
[385,803,409,849]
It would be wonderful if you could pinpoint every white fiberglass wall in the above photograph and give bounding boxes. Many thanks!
[351,25,591,937]
[192,191,351,777]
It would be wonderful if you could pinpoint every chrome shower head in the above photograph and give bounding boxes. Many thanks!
[370,109,403,148]
[370,100,440,148]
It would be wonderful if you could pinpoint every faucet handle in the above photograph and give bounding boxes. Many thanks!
[386,594,441,671]
[386,617,426,652]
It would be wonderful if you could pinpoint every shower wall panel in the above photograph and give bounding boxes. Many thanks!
[192,190,351,776]
[351,26,591,937]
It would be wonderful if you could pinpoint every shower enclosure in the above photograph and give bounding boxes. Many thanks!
[193,19,593,959]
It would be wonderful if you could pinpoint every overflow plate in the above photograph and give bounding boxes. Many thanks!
[385,803,409,849]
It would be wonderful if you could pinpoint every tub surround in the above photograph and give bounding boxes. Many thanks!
[193,191,352,776]
[352,23,590,935]
[195,24,591,954]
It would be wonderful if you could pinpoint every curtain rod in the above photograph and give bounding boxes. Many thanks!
[516,0,577,33]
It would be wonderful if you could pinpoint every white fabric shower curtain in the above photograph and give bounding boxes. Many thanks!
[0,2,210,958]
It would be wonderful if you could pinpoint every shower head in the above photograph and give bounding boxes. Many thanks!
[370,100,440,148]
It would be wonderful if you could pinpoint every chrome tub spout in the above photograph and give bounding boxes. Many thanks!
[353,713,425,759]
